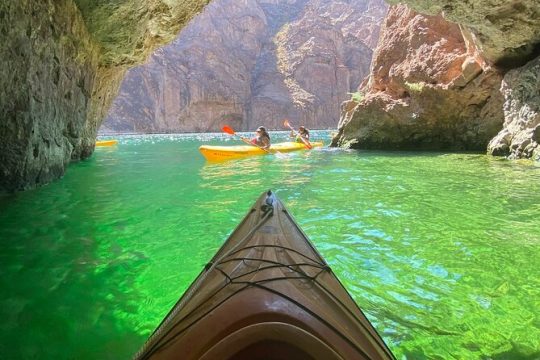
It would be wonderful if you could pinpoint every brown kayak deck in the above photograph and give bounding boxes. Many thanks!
[135,190,395,360]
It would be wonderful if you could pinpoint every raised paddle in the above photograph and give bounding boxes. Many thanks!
[222,125,284,157]
[284,119,312,149]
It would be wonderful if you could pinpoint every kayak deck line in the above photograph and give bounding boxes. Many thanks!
[199,141,323,161]
[135,190,395,360]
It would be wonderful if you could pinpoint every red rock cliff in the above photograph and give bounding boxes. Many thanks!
[334,0,540,159]
[333,5,504,150]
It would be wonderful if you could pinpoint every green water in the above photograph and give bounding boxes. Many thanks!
[1,132,539,359]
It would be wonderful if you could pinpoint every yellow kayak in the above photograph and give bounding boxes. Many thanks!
[95,139,118,147]
[199,141,323,161]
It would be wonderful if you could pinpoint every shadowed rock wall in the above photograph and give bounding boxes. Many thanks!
[0,0,210,192]
[1,1,99,192]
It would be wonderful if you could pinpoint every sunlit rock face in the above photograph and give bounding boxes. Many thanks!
[375,0,540,159]
[332,5,504,150]
[102,0,388,133]
[0,0,209,192]
[488,57,540,160]
[384,0,540,68]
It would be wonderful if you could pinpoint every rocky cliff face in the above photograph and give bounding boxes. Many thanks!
[102,0,388,133]
[1,1,98,192]
[333,5,504,150]
[0,0,209,192]
[334,0,540,159]
[487,57,540,160]
[384,0,540,68]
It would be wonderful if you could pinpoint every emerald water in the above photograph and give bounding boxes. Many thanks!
[1,132,539,359]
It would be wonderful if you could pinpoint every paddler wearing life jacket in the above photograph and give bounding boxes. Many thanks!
[294,126,310,143]
[250,126,271,150]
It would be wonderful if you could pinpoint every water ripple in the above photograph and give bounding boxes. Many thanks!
[0,134,539,359]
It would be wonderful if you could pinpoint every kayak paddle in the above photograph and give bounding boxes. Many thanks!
[222,125,284,157]
[284,119,312,149]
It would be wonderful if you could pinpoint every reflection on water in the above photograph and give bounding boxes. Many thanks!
[199,149,320,192]
[0,133,539,359]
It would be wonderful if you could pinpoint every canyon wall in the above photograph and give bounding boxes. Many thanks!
[333,5,504,150]
[102,0,388,133]
[334,0,540,159]
[3,0,538,193]
[0,0,210,192]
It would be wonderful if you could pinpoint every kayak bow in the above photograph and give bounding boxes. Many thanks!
[135,190,395,360]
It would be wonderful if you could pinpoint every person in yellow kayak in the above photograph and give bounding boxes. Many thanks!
[291,126,310,143]
[242,126,271,150]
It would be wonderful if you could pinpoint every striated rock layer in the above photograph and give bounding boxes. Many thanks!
[102,0,388,133]
[333,5,504,151]
[0,0,209,192]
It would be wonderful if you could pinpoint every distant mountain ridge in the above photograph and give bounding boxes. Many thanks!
[101,0,388,133]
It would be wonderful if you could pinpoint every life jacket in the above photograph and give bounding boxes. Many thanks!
[251,134,270,147]
[296,129,309,143]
